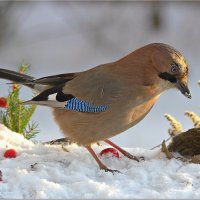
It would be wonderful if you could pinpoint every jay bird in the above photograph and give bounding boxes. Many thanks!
[0,43,191,173]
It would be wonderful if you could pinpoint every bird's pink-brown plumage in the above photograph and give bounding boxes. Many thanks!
[53,43,188,145]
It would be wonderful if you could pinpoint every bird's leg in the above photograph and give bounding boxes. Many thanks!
[85,145,121,174]
[104,139,144,162]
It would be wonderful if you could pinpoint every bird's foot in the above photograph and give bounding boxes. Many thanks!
[100,165,121,174]
[123,152,145,162]
[103,139,144,162]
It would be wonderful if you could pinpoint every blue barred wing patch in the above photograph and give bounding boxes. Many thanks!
[64,97,109,113]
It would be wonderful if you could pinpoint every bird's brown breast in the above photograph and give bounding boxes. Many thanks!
[52,95,158,146]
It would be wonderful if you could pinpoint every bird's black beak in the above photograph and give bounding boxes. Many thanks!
[176,80,192,99]
[159,72,192,99]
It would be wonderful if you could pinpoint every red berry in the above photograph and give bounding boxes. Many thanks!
[12,84,18,91]
[4,149,17,158]
[100,148,119,158]
[0,97,7,108]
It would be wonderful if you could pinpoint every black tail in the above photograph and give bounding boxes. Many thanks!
[0,68,79,107]
[18,72,78,92]
[0,68,44,92]
[0,68,34,82]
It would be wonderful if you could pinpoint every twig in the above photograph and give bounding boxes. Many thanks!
[0,170,2,182]
[61,145,69,152]
[151,136,171,150]
[161,140,172,159]
[30,163,38,170]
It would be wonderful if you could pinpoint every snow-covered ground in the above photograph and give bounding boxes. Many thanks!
[1,125,200,199]
[1,2,200,149]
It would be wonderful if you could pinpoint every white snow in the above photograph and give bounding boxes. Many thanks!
[1,124,200,199]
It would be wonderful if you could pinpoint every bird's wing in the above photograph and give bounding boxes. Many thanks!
[24,64,128,111]
[62,64,127,106]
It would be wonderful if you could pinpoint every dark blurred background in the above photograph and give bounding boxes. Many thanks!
[0,1,199,148]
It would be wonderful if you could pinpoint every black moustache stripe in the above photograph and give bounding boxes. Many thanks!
[158,72,177,83]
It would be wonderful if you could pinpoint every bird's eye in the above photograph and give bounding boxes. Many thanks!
[171,63,180,73]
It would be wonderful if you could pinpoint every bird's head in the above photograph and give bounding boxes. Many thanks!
[151,43,191,99]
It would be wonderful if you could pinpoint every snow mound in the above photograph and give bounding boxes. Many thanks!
[1,125,200,199]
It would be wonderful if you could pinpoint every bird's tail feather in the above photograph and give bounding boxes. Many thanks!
[0,68,77,108]
[0,68,45,92]
[27,72,78,86]
[0,68,34,82]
